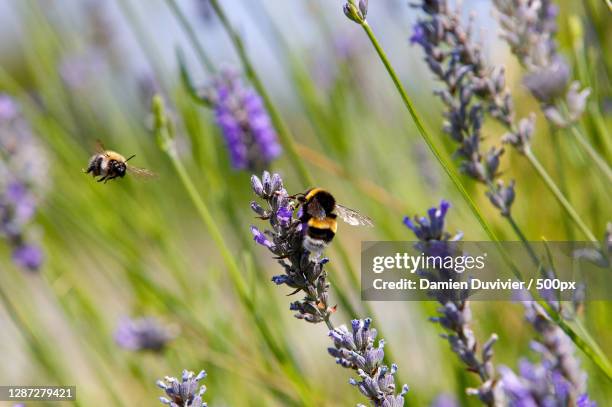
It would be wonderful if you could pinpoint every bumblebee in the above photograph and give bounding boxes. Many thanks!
[85,141,155,183]
[295,188,373,256]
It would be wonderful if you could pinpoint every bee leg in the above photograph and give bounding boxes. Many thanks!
[97,175,107,183]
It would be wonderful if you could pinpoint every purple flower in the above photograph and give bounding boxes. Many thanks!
[213,72,281,171]
[114,317,175,352]
[6,182,37,223]
[522,57,570,103]
[276,206,293,227]
[243,89,281,161]
[329,318,408,405]
[430,394,459,407]
[499,366,538,407]
[493,0,590,125]
[250,225,273,248]
[157,370,207,407]
[409,23,427,47]
[12,244,43,271]
[577,393,597,407]
[0,94,18,121]
[403,200,454,241]
[499,301,591,405]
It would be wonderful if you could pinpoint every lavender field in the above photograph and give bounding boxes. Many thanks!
[0,0,610,406]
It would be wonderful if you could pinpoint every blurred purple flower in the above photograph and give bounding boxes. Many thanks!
[157,370,207,407]
[577,393,597,407]
[0,94,18,121]
[59,52,105,90]
[213,72,281,171]
[498,301,594,405]
[430,394,459,407]
[115,317,175,352]
[1,94,48,272]
[522,57,570,103]
[409,23,426,47]
[12,244,44,271]
[493,0,590,126]
[6,182,37,223]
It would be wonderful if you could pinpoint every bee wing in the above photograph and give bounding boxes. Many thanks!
[127,166,157,179]
[94,139,107,154]
[335,204,374,227]
[306,198,327,219]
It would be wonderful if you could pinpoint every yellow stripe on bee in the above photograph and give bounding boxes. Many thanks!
[308,217,337,233]
[305,187,326,201]
[105,151,127,162]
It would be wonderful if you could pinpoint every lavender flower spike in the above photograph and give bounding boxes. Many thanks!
[405,201,500,405]
[114,317,176,352]
[211,70,281,171]
[157,370,207,407]
[329,318,409,407]
[410,1,524,216]
[249,171,335,324]
[492,0,590,126]
[499,300,594,405]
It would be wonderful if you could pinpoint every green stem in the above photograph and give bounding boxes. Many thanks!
[163,0,215,74]
[550,126,576,241]
[571,124,612,183]
[524,147,598,242]
[505,215,540,266]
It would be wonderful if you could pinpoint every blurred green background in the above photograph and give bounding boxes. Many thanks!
[0,0,610,405]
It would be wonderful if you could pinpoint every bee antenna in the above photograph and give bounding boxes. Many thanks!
[125,154,136,162]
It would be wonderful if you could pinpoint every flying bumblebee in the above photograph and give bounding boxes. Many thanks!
[293,188,373,257]
[84,141,156,183]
